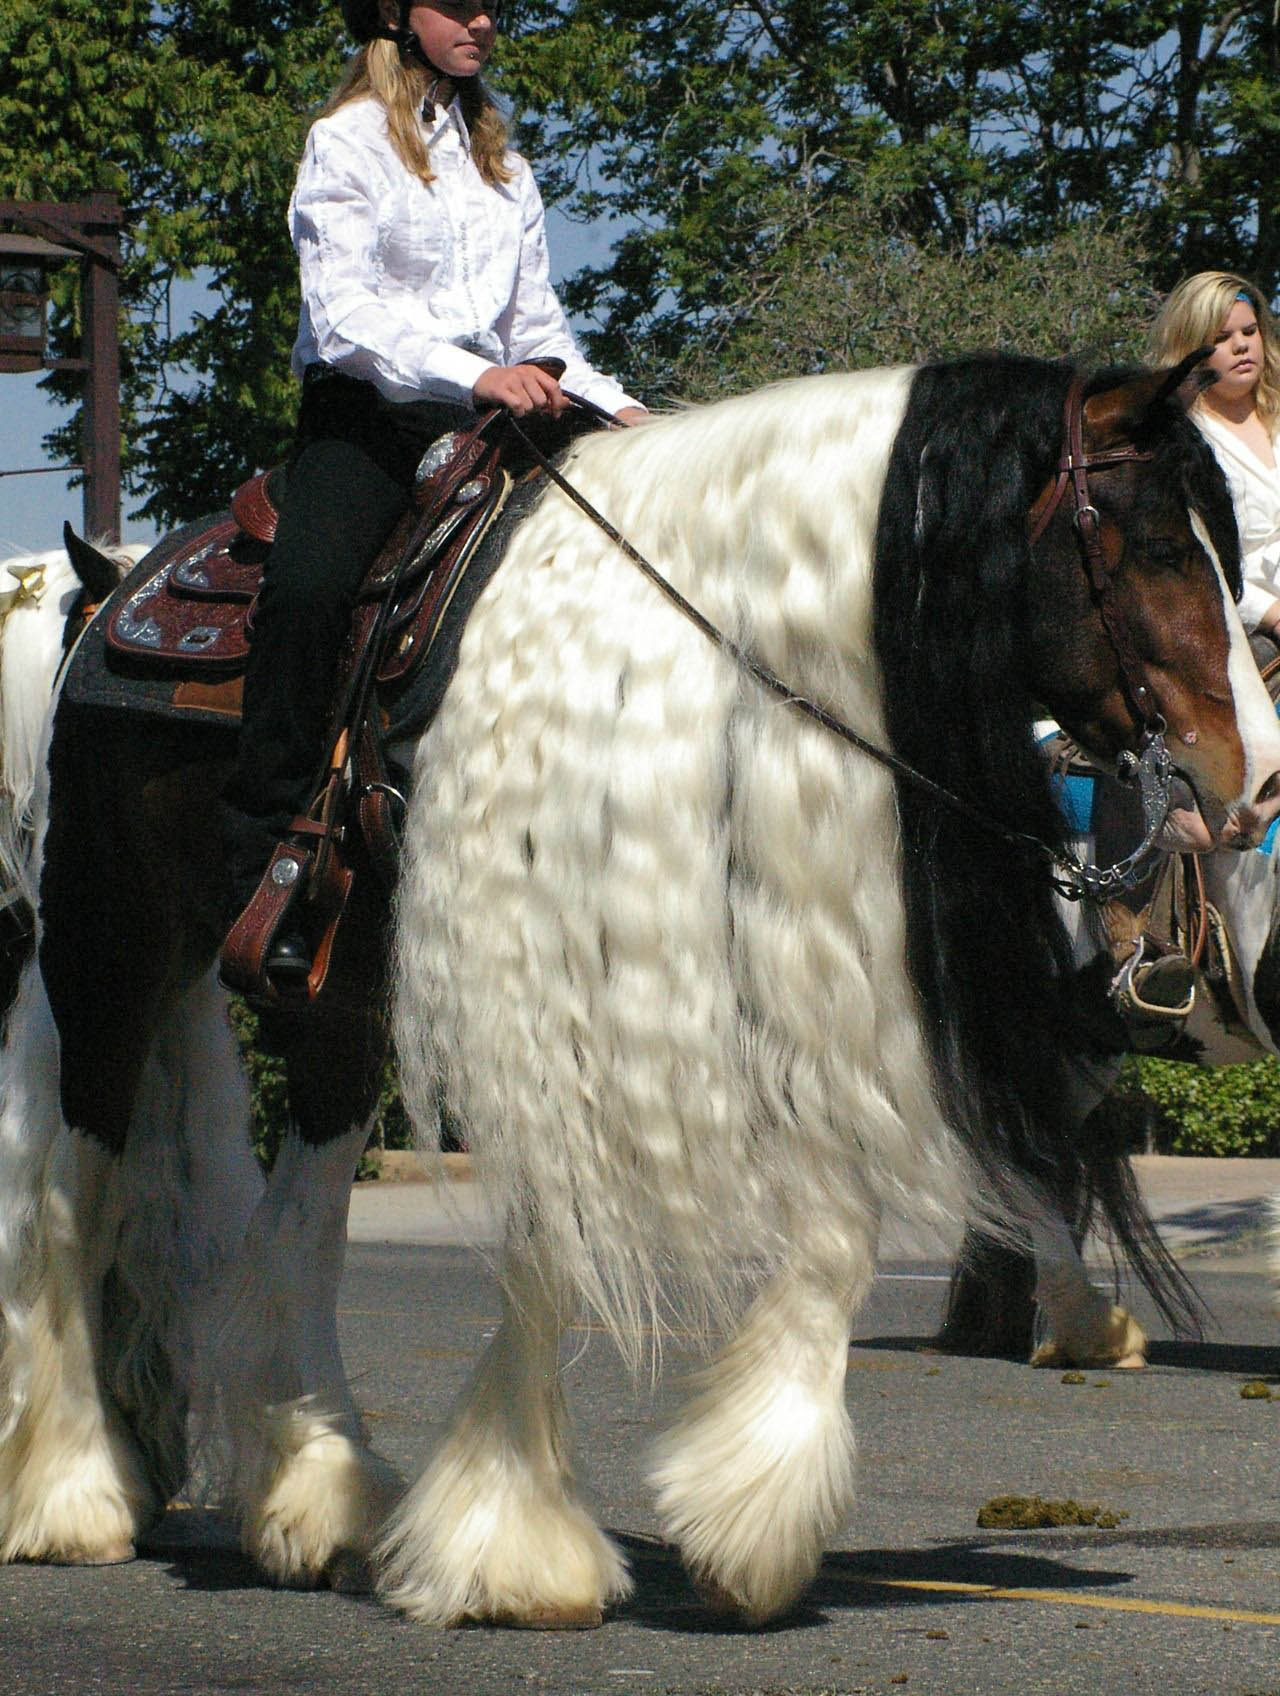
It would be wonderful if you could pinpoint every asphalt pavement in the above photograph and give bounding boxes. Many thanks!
[4,1157,1280,1696]
[347,1149,1280,1264]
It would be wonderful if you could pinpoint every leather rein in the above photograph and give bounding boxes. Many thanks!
[506,375,1178,903]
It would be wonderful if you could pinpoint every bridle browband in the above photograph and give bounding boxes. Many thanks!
[505,374,1181,902]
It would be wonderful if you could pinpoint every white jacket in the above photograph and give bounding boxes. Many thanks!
[1195,408,1280,632]
[289,94,639,416]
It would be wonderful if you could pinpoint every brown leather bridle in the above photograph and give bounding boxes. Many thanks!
[1028,374,1163,738]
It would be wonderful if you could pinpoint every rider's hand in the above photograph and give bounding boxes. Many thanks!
[472,363,570,418]
[613,406,649,426]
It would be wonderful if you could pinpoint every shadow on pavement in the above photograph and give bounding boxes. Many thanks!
[1143,1336,1279,1375]
[608,1530,1138,1632]
[851,1333,1280,1377]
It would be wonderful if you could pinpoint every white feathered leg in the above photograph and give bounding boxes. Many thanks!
[649,1212,878,1626]
[377,1237,631,1627]
[0,967,156,1562]
[1027,1203,1147,1369]
[107,970,264,1505]
[212,1121,400,1589]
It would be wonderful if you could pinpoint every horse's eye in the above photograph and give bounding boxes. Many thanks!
[1138,537,1186,570]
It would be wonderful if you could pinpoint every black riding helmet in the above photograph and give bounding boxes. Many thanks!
[341,1,495,72]
[342,0,426,64]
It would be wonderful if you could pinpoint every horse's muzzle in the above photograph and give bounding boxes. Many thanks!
[1217,768,1280,851]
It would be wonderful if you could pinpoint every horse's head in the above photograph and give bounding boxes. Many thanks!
[1026,355,1280,852]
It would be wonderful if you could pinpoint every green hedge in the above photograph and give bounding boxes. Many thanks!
[230,1002,1280,1167]
[229,1000,412,1174]
[1092,1054,1280,1158]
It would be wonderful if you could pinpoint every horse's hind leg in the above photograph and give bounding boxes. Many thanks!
[649,1208,879,1626]
[377,1236,631,1627]
[0,965,156,1563]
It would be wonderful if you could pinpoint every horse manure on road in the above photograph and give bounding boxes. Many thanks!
[1239,1379,1274,1399]
[976,1494,1129,1530]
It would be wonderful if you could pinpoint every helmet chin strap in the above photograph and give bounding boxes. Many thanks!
[370,3,475,87]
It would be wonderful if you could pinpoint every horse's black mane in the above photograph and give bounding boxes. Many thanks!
[872,351,1210,1329]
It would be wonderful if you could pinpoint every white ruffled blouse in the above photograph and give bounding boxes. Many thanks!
[1195,408,1280,632]
[289,94,639,416]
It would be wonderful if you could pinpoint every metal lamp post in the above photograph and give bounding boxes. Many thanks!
[0,194,122,543]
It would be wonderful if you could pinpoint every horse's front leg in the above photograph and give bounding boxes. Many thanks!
[377,1231,631,1627]
[0,966,157,1564]
[649,1202,880,1626]
[213,1011,401,1591]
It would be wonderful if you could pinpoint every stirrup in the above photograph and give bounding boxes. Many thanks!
[219,840,317,1008]
[1110,940,1195,1053]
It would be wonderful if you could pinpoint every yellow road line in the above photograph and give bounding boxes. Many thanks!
[854,1574,1280,1626]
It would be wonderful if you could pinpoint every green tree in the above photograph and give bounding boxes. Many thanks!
[501,2,1280,382]
[3,2,1275,523]
[0,0,345,527]
[641,193,1155,402]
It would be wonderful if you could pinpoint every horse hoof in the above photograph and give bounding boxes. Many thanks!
[494,1603,604,1630]
[1114,1351,1147,1370]
[693,1575,760,1626]
[39,1540,137,1567]
[325,1549,375,1594]
[81,1541,138,1566]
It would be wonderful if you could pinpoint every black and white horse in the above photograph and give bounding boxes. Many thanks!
[2,357,1279,1628]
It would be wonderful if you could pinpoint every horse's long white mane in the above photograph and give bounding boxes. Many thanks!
[0,542,144,900]
[394,370,976,1358]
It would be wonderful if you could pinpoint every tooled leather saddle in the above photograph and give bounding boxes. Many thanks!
[67,375,609,1007]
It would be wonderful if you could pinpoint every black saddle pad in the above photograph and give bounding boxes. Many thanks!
[64,477,545,741]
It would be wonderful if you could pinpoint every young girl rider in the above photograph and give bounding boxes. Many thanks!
[221,0,645,986]
[1149,272,1280,654]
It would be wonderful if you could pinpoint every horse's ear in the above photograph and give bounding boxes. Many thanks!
[62,522,124,602]
[1082,348,1213,444]
[1165,348,1217,412]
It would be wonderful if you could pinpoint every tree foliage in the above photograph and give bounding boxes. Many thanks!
[647,197,1156,402]
[501,2,1280,383]
[0,0,345,526]
[1,2,1276,521]
[1095,1053,1280,1158]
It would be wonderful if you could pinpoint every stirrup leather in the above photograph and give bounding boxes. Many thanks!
[219,813,355,1009]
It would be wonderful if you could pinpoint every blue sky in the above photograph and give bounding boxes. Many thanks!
[0,204,616,557]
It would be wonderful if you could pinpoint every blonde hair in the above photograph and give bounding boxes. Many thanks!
[322,39,512,187]
[1147,270,1280,427]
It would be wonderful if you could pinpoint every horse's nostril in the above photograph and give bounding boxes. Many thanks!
[1256,771,1280,810]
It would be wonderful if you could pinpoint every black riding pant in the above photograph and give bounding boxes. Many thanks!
[221,370,467,911]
